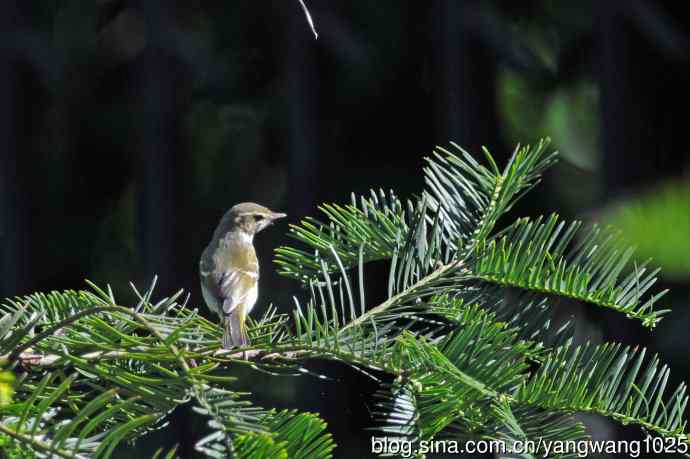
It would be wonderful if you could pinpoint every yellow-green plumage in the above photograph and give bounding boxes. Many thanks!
[200,202,286,349]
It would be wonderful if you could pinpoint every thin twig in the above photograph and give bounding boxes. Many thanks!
[8,305,124,362]
[298,0,318,39]
[339,261,462,333]
[0,423,77,459]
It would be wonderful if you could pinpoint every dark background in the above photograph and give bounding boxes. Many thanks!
[1,1,690,458]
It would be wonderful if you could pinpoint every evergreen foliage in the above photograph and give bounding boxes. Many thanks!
[1,139,686,458]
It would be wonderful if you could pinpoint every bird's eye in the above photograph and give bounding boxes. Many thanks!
[253,215,262,222]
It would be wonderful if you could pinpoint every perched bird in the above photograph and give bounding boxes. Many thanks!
[200,203,287,349]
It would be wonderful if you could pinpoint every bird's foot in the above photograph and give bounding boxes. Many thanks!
[213,348,261,360]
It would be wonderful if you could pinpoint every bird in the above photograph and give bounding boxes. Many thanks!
[200,202,287,349]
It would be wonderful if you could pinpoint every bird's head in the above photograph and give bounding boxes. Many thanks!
[218,202,287,239]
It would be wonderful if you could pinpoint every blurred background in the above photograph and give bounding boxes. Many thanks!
[1,1,689,457]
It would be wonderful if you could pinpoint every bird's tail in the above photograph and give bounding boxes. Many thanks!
[223,311,249,349]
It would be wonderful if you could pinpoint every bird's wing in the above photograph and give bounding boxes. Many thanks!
[215,268,258,316]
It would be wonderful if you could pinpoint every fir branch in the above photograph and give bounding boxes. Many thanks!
[469,214,669,327]
[2,138,686,458]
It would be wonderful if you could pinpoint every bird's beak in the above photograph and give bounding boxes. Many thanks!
[265,212,287,227]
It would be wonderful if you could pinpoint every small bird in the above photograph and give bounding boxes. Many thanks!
[200,203,287,349]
